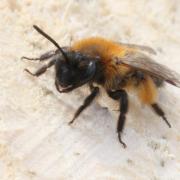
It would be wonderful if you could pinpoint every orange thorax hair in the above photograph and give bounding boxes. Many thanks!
[71,37,132,85]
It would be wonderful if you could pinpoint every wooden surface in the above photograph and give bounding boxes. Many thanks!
[0,0,180,179]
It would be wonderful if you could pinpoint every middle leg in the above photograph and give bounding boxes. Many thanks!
[107,89,128,148]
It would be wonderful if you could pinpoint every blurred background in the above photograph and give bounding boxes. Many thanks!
[0,0,179,179]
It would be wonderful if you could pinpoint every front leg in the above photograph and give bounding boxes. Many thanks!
[21,50,57,61]
[69,85,99,124]
[25,59,56,77]
[107,89,128,148]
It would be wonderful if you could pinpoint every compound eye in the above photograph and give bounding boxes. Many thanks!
[57,66,73,87]
[62,67,69,74]
[78,61,88,69]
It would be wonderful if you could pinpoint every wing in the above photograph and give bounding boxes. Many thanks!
[116,42,157,55]
[114,51,180,88]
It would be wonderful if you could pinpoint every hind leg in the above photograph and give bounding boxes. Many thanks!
[21,50,57,61]
[151,103,171,128]
[137,76,171,128]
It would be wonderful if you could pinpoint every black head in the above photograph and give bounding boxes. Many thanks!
[55,50,98,92]
[32,25,98,92]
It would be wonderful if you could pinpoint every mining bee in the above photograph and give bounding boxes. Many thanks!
[22,25,180,148]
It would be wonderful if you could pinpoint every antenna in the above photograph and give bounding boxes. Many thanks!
[33,25,69,63]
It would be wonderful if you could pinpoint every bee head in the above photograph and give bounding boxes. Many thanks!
[32,25,98,92]
[55,51,97,90]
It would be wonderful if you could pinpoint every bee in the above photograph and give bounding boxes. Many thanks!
[22,25,180,148]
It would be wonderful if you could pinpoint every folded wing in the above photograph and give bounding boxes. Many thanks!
[114,52,180,88]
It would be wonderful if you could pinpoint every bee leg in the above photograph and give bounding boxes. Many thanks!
[69,85,99,124]
[21,50,57,61]
[151,103,171,128]
[107,90,128,148]
[24,59,56,77]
